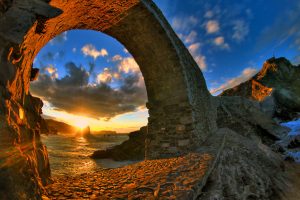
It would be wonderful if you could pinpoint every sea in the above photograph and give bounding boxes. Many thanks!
[41,133,135,176]
[281,118,300,162]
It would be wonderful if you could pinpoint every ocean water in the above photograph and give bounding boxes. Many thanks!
[281,119,300,136]
[41,134,134,176]
[281,118,300,162]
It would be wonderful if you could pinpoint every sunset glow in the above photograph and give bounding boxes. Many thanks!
[73,119,89,129]
[42,101,148,133]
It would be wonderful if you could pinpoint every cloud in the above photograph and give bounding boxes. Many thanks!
[188,43,207,71]
[232,20,249,42]
[57,62,89,87]
[194,56,207,71]
[188,43,201,55]
[97,68,113,84]
[41,51,65,62]
[112,55,123,62]
[30,62,147,120]
[213,37,224,45]
[50,32,67,45]
[118,57,140,74]
[42,65,58,79]
[81,44,108,59]
[123,48,129,54]
[172,16,198,31]
[113,72,121,79]
[205,20,220,34]
[204,11,214,18]
[213,36,230,49]
[170,15,208,71]
[182,30,198,44]
[42,52,55,61]
[210,67,257,94]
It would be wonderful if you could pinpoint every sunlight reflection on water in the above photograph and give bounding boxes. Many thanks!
[41,134,134,176]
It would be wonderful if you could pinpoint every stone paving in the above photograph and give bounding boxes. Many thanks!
[43,153,213,200]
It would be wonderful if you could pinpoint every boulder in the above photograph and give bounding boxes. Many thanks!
[91,126,146,161]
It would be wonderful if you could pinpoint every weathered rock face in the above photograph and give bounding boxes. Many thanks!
[200,128,287,200]
[91,126,147,161]
[221,57,300,121]
[0,3,61,198]
[214,96,289,146]
[0,93,51,199]
[0,0,13,16]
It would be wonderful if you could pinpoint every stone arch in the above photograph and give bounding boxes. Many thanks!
[23,0,217,157]
[0,0,217,198]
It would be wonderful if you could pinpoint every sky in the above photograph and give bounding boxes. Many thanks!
[30,0,300,133]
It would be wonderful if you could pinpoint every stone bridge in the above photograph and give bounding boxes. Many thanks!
[1,0,217,158]
[0,0,217,199]
[0,1,291,200]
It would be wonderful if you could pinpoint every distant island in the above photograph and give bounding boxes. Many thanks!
[41,119,76,134]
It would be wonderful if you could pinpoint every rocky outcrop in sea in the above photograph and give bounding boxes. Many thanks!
[91,126,146,161]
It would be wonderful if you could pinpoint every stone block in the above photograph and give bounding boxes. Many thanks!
[178,139,190,147]
[161,143,170,148]
[176,125,185,133]
[168,147,178,153]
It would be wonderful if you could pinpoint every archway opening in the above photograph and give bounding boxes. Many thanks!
[30,30,148,175]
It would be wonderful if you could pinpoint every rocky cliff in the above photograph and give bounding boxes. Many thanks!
[0,1,61,199]
[43,119,76,134]
[221,57,300,121]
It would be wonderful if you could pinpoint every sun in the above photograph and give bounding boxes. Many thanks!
[74,119,89,129]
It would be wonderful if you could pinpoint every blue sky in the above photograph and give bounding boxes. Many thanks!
[30,0,300,132]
